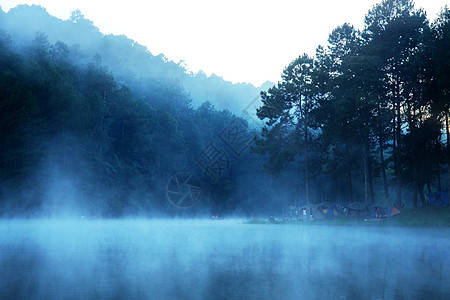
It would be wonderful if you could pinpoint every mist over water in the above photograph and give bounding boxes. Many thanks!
[1,219,449,299]
[1,1,450,299]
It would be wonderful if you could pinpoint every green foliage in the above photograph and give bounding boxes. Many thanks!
[0,23,268,216]
[255,0,450,207]
[0,32,183,214]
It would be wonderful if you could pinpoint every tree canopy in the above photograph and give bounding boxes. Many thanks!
[256,0,450,207]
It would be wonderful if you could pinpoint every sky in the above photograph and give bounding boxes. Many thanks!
[1,0,448,86]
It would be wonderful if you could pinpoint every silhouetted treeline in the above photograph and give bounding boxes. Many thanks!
[0,26,284,216]
[254,0,450,208]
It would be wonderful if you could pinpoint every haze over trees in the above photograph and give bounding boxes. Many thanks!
[255,0,450,208]
[0,5,281,217]
[0,0,449,217]
[0,4,267,114]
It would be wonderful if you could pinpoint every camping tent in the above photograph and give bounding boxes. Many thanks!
[302,204,327,220]
[369,205,400,218]
[318,202,340,218]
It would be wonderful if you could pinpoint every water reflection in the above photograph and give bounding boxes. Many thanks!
[0,220,449,299]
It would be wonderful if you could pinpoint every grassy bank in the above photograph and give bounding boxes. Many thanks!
[246,207,450,227]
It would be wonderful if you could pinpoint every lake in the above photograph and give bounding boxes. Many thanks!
[1,219,449,299]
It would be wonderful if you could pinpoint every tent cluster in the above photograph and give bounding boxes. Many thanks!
[287,203,339,221]
[287,202,401,221]
[341,203,401,220]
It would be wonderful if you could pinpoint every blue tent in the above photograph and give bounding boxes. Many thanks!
[320,203,340,217]
[429,190,449,207]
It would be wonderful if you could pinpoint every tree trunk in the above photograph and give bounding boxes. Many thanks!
[380,140,389,199]
[419,184,426,207]
[346,140,353,203]
[411,102,419,208]
[363,148,369,206]
[437,162,442,191]
[368,156,375,204]
[305,120,310,205]
[377,104,389,200]
[337,180,341,204]
[412,137,418,208]
[447,111,450,198]
[362,141,372,206]
[393,113,398,201]
[413,184,418,208]
[395,100,402,207]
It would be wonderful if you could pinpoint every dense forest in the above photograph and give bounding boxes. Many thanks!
[0,5,280,217]
[0,0,449,217]
[254,0,450,208]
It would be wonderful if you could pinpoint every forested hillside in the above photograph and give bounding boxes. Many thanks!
[0,5,267,115]
[0,21,281,217]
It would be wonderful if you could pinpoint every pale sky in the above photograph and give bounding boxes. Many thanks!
[1,0,447,86]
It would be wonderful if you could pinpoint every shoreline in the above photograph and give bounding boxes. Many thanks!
[246,207,450,228]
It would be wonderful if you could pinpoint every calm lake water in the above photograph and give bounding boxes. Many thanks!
[1,219,449,299]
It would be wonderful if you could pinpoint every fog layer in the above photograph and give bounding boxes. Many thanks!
[1,220,449,299]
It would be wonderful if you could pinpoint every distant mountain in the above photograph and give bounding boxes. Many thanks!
[0,4,274,116]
